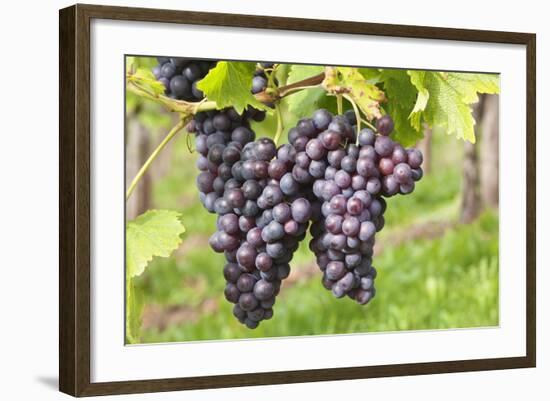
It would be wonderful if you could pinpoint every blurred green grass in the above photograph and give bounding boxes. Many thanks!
[131,124,499,343]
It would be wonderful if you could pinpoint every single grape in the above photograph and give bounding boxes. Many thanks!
[312,109,333,130]
[379,158,395,176]
[237,273,256,293]
[375,136,394,157]
[251,75,267,94]
[169,75,191,98]
[407,148,423,169]
[358,128,376,146]
[238,293,258,311]
[394,163,412,184]
[291,198,312,223]
[253,280,275,300]
[236,243,257,270]
[376,115,394,136]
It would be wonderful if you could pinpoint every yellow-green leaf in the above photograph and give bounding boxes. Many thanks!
[125,277,143,344]
[126,209,186,278]
[286,65,335,119]
[197,61,269,114]
[407,71,500,143]
[323,67,386,120]
[128,67,166,97]
[378,69,424,146]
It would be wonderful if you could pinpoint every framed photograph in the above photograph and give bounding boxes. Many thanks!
[59,4,536,397]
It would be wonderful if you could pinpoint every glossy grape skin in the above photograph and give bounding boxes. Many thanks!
[411,167,424,182]
[232,127,255,146]
[253,280,275,300]
[255,138,277,161]
[268,159,287,180]
[376,115,394,136]
[375,136,394,157]
[358,221,376,241]
[321,131,343,151]
[238,293,259,311]
[169,76,191,98]
[237,273,256,293]
[272,203,291,223]
[306,107,330,130]
[290,198,311,223]
[262,185,284,206]
[326,261,346,281]
[160,62,176,79]
[297,118,317,137]
[224,284,240,303]
[358,128,376,146]
[392,145,408,164]
[407,148,424,169]
[366,177,381,195]
[334,170,351,189]
[262,221,285,243]
[329,195,347,215]
[394,163,412,184]
[219,213,239,234]
[255,252,273,271]
[251,76,267,94]
[237,244,257,270]
[306,138,326,160]
[242,180,262,200]
[283,219,299,235]
[346,197,364,215]
[382,175,399,196]
[223,263,241,283]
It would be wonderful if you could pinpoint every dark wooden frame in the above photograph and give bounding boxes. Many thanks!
[59,3,536,397]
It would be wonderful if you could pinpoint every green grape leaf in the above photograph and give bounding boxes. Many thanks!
[284,65,328,119]
[128,67,166,97]
[197,61,269,113]
[324,67,386,120]
[407,71,429,130]
[125,277,143,344]
[379,70,424,146]
[408,71,500,143]
[126,209,186,278]
[358,68,383,83]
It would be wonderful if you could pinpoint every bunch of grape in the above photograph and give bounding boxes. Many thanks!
[208,137,315,328]
[165,58,267,212]
[191,107,266,213]
[152,57,216,101]
[282,110,423,304]
[151,58,424,327]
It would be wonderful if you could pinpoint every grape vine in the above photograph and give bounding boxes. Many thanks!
[125,56,499,334]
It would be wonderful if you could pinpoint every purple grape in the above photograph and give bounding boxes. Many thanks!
[237,273,256,292]
[407,148,423,169]
[394,163,412,184]
[312,109,333,130]
[375,136,394,157]
[376,115,394,136]
[379,158,395,176]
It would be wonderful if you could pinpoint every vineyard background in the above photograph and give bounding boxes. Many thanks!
[126,57,499,343]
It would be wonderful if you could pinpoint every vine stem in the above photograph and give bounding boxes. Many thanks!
[360,118,377,131]
[279,84,322,98]
[343,94,362,145]
[337,95,343,115]
[127,80,218,114]
[127,71,326,115]
[126,119,187,201]
[274,104,284,144]
[276,73,325,98]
